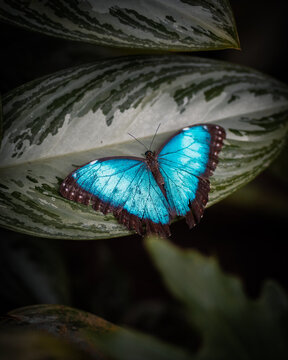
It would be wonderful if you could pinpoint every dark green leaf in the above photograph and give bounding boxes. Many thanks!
[0,329,91,360]
[146,236,288,359]
[0,304,192,360]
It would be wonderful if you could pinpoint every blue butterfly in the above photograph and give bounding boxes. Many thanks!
[60,124,225,237]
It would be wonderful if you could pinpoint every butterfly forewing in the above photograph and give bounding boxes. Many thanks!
[157,124,226,228]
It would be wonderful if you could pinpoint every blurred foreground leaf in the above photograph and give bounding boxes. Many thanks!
[0,0,239,51]
[0,304,192,360]
[2,243,288,359]
[0,56,287,239]
[0,329,91,360]
[146,236,288,359]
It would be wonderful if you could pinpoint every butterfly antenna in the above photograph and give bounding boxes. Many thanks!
[128,132,149,151]
[149,123,161,150]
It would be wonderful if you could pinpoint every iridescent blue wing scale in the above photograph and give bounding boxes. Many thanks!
[157,124,226,229]
[60,157,171,236]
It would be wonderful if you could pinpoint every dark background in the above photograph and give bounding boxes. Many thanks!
[0,0,288,349]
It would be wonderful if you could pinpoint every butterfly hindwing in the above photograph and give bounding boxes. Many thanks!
[157,124,226,228]
[60,157,171,236]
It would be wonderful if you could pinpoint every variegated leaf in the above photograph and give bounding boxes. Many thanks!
[0,0,239,51]
[0,56,287,239]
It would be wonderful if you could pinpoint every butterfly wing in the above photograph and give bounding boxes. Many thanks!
[157,124,226,228]
[60,157,171,236]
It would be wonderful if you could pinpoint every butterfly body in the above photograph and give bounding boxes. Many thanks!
[60,124,225,237]
[144,150,166,189]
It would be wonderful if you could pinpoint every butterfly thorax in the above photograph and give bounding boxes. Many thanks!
[145,150,165,188]
[145,150,155,160]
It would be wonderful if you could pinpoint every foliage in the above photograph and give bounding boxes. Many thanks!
[0,57,287,238]
[0,0,239,51]
[1,238,287,359]
[0,1,287,359]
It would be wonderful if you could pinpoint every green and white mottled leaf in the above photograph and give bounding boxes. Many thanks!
[0,0,239,51]
[0,55,288,239]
